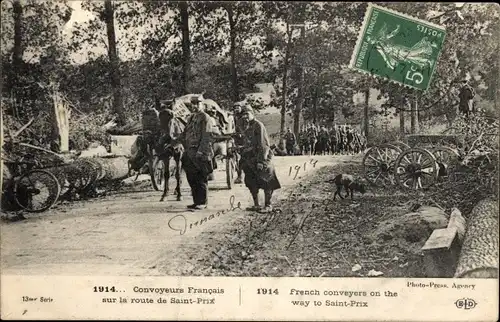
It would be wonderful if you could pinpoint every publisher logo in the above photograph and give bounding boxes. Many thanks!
[455,298,477,310]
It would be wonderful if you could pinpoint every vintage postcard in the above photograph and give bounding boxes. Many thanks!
[1,1,498,321]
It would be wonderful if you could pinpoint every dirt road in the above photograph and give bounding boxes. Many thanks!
[1,155,354,276]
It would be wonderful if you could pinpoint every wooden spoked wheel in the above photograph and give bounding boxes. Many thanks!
[394,148,439,190]
[430,146,460,177]
[226,154,234,190]
[149,156,165,191]
[362,144,402,186]
[392,141,411,151]
[14,169,61,213]
[225,140,237,190]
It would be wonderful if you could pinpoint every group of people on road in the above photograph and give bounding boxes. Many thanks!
[278,124,366,156]
[138,97,281,214]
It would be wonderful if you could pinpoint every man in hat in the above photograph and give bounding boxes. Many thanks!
[232,103,247,184]
[180,96,217,210]
[203,101,223,180]
[284,127,296,156]
[458,79,475,117]
[299,127,308,155]
[318,125,329,155]
[307,124,317,155]
[240,105,281,213]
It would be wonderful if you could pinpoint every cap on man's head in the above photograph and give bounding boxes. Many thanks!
[241,105,254,114]
[205,103,216,112]
[191,96,202,104]
[160,99,173,109]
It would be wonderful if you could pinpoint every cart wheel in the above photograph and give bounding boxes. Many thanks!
[149,156,165,191]
[394,148,439,190]
[14,169,61,213]
[362,144,402,186]
[74,158,99,191]
[431,146,460,177]
[226,155,234,190]
[392,141,411,150]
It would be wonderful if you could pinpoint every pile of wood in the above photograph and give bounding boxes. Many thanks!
[421,199,498,278]
[454,199,498,278]
[1,89,134,213]
[44,156,130,195]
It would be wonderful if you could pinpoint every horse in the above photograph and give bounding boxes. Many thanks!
[156,107,185,202]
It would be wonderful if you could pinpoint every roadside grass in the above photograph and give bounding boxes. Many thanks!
[195,158,496,277]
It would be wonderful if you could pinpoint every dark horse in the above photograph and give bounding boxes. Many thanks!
[155,107,185,202]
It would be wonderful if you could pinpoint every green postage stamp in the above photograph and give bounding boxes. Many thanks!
[349,4,446,91]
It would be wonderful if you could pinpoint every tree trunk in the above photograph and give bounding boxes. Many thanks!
[332,106,335,124]
[0,100,4,207]
[455,199,499,278]
[312,86,318,124]
[50,92,70,153]
[280,23,292,137]
[363,87,370,140]
[12,0,23,77]
[410,95,419,134]
[293,26,306,139]
[11,0,23,117]
[417,96,421,127]
[400,96,405,136]
[179,1,190,95]
[104,0,125,126]
[227,5,239,102]
[494,54,498,112]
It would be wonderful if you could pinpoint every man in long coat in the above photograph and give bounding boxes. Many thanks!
[307,124,318,155]
[232,103,247,184]
[458,79,475,117]
[284,127,296,156]
[240,105,281,213]
[180,97,218,210]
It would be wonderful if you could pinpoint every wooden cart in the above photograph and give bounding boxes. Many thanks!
[362,134,463,190]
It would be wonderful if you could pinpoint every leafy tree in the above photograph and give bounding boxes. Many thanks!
[376,3,500,127]
[103,0,125,125]
[2,0,72,120]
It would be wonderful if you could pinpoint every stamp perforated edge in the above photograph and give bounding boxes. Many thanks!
[369,3,446,31]
[348,3,373,70]
[348,2,448,91]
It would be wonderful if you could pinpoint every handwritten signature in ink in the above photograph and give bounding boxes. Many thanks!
[168,195,242,235]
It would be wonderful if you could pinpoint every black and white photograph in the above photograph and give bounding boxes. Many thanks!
[0,1,498,320]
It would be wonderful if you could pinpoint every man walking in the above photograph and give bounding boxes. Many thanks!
[458,79,475,118]
[318,125,329,155]
[240,105,281,213]
[307,124,317,155]
[284,127,296,156]
[180,97,218,210]
[232,103,247,184]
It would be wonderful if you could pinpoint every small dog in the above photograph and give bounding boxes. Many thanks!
[328,174,366,200]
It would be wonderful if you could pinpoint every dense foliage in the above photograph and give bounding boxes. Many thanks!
[1,1,499,150]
